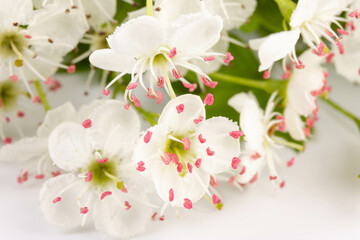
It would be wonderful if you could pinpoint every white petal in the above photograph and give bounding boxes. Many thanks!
[89,49,135,73]
[158,94,206,135]
[83,0,116,29]
[76,99,107,121]
[48,122,91,172]
[167,12,223,53]
[289,0,317,28]
[107,16,165,58]
[86,100,141,157]
[256,29,300,71]
[93,190,152,238]
[151,160,210,206]
[37,102,77,138]
[39,174,92,229]
[228,92,265,152]
[194,117,240,174]
[0,0,33,24]
[0,137,47,162]
[284,106,306,141]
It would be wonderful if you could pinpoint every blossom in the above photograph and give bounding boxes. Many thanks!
[89,12,223,100]
[133,94,240,214]
[284,50,326,141]
[40,100,152,238]
[0,0,87,96]
[228,92,288,188]
[249,0,353,77]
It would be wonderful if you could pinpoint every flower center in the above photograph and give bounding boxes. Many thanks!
[0,80,21,111]
[151,53,168,67]
[0,29,28,62]
[86,158,117,188]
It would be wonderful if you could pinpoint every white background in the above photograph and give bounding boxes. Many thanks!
[1,68,360,240]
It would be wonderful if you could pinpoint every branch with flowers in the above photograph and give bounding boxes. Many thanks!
[0,0,360,238]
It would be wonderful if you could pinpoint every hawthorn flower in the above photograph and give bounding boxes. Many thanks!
[0,0,87,97]
[40,100,152,238]
[249,0,353,78]
[284,50,327,141]
[228,92,292,188]
[89,12,224,101]
[133,94,240,215]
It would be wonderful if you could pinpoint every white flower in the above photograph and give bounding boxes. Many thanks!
[249,0,352,77]
[228,92,290,188]
[284,50,326,141]
[40,100,153,238]
[89,12,224,101]
[0,0,87,97]
[133,94,240,213]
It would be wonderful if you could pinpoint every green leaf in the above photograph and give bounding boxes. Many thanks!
[274,0,297,23]
[252,0,284,34]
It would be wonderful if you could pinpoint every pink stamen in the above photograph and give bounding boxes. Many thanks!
[349,10,359,18]
[124,201,131,210]
[144,131,152,144]
[102,88,110,96]
[156,91,163,104]
[3,137,12,144]
[32,96,41,103]
[276,115,286,132]
[204,93,214,105]
[336,38,344,54]
[194,116,204,124]
[228,175,236,186]
[251,152,262,160]
[170,153,179,164]
[172,69,182,79]
[326,53,335,64]
[201,75,218,89]
[204,56,215,62]
[51,171,61,177]
[183,198,192,209]
[195,158,202,168]
[67,64,76,73]
[304,127,311,137]
[223,52,234,64]
[182,82,197,92]
[287,157,295,167]
[176,104,184,113]
[35,174,45,180]
[187,163,193,173]
[337,28,349,36]
[210,176,219,188]
[85,171,92,182]
[345,21,355,31]
[44,77,54,85]
[306,118,314,128]
[53,197,61,203]
[280,181,286,188]
[157,76,164,88]
[269,176,277,180]
[136,161,146,172]
[159,215,165,221]
[198,134,206,144]
[281,71,291,80]
[82,119,92,128]
[80,207,89,214]
[177,163,183,173]
[249,173,258,184]
[124,103,131,110]
[229,131,243,139]
[96,158,108,164]
[182,137,190,151]
[161,152,172,165]
[131,95,141,107]
[169,189,174,202]
[17,171,28,184]
[17,111,25,118]
[325,29,335,37]
[24,34,32,39]
[239,166,246,175]
[169,47,177,58]
[206,147,215,156]
[126,82,139,90]
[231,157,241,169]
[263,70,270,79]
[100,191,112,200]
[9,74,18,82]
[212,194,220,204]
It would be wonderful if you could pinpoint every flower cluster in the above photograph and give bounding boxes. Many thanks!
[1,0,360,239]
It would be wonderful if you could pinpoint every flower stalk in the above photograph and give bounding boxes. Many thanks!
[34,80,51,112]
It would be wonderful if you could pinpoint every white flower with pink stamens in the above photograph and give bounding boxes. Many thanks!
[228,92,289,188]
[249,0,354,78]
[40,100,153,238]
[0,0,87,97]
[133,94,240,215]
[89,12,224,101]
[284,50,327,141]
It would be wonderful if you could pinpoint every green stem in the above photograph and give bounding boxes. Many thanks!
[135,106,158,126]
[321,97,360,130]
[34,80,51,112]
[146,0,153,16]
[210,72,287,94]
